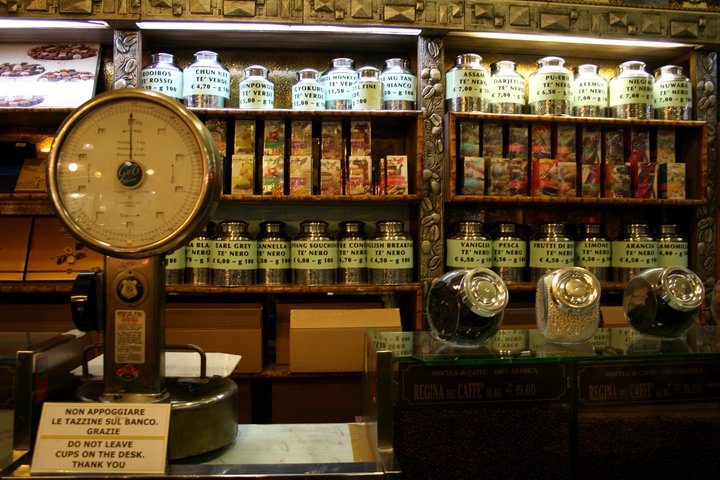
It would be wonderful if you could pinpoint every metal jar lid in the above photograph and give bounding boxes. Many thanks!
[216,220,250,235]
[454,220,485,236]
[461,267,509,317]
[299,220,330,234]
[339,220,366,236]
[357,66,380,80]
[296,68,321,81]
[375,220,405,234]
[550,267,601,313]
[537,56,567,68]
[259,220,287,236]
[658,266,704,312]
[244,65,269,78]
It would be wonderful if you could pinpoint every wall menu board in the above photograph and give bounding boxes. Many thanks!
[0,43,100,108]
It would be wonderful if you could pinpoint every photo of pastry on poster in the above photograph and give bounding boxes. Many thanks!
[0,43,101,108]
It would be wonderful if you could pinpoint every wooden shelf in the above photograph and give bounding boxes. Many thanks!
[0,281,422,295]
[448,195,706,207]
[220,193,422,203]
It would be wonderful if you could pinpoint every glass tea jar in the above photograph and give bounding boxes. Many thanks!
[653,65,692,120]
[183,50,230,108]
[211,220,257,286]
[536,267,601,343]
[292,68,325,110]
[572,64,607,117]
[445,53,489,113]
[427,267,509,346]
[623,266,704,338]
[488,60,526,114]
[380,58,416,110]
[238,65,274,109]
[257,220,291,285]
[609,60,654,119]
[528,56,572,115]
[141,53,184,101]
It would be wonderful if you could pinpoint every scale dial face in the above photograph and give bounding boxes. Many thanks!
[47,89,221,258]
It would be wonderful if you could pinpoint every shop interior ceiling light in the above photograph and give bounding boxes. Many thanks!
[0,19,109,29]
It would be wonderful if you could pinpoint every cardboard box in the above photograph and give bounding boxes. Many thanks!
[289,308,401,372]
[275,299,383,365]
[25,216,104,281]
[165,303,263,373]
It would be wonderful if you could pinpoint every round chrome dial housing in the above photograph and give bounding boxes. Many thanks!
[47,89,221,258]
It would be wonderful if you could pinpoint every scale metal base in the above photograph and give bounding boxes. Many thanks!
[76,377,239,460]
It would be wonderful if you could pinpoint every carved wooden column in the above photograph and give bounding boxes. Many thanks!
[418,34,445,327]
[693,50,718,323]
[113,30,142,89]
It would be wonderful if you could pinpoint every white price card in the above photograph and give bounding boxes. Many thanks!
[31,402,171,475]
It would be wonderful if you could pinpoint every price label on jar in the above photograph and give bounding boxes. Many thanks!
[445,69,487,100]
[291,240,338,269]
[609,77,653,106]
[367,240,414,269]
[257,241,290,269]
[573,79,607,107]
[183,67,230,99]
[657,241,689,268]
[528,72,572,103]
[339,239,366,268]
[574,240,611,268]
[492,239,527,267]
[381,73,416,102]
[165,248,185,271]
[529,241,574,268]
[446,239,492,268]
[653,81,692,108]
[611,241,658,268]
[141,69,183,99]
[292,83,325,110]
[185,239,212,268]
[211,240,257,270]
[323,73,355,101]
[238,80,274,108]
[489,76,525,105]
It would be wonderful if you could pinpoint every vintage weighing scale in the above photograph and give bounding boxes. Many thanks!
[46,88,237,459]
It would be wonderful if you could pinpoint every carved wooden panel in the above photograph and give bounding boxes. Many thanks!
[304,0,463,28]
[58,0,92,13]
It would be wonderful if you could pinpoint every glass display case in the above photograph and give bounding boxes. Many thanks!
[366,326,720,479]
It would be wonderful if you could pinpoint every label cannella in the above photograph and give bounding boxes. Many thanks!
[492,239,526,267]
[257,241,290,269]
[291,240,338,269]
[211,240,257,270]
[446,239,493,268]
